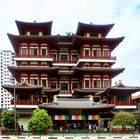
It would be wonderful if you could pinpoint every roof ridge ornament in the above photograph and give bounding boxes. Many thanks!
[115,80,125,87]
[20,79,30,86]
[54,95,58,104]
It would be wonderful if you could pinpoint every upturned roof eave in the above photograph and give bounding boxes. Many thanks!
[76,22,114,37]
[15,20,53,35]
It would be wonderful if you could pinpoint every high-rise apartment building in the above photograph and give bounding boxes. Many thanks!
[0,50,15,109]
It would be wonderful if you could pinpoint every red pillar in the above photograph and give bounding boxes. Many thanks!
[90,47,92,58]
[28,43,30,57]
[90,75,92,88]
[38,43,41,57]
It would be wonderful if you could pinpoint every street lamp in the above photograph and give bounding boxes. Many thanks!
[12,79,17,136]
[10,76,17,136]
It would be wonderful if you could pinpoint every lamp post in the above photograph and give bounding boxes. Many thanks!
[13,81,17,136]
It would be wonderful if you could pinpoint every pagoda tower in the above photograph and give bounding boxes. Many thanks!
[3,21,140,130]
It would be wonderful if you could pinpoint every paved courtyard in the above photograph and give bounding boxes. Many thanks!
[0,134,140,140]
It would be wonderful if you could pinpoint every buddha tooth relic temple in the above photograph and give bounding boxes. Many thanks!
[2,20,140,130]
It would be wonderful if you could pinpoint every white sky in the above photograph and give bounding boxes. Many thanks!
[0,0,140,87]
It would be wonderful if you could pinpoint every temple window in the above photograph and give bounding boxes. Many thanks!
[84,49,90,57]
[61,83,68,90]
[30,48,38,56]
[93,80,101,88]
[19,94,30,100]
[90,32,98,37]
[103,49,109,57]
[84,80,90,88]
[117,96,128,101]
[103,80,109,88]
[41,79,47,87]
[93,49,101,57]
[30,31,39,35]
[41,48,47,56]
[72,55,78,61]
[60,54,68,62]
[21,48,27,55]
[31,79,38,85]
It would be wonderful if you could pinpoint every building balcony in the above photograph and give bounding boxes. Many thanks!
[53,60,77,66]
[53,60,77,63]
[77,56,116,65]
[60,90,73,94]
[79,56,116,60]
[18,63,49,67]
[11,100,38,105]
[15,54,52,58]
[14,54,53,62]
[108,101,136,106]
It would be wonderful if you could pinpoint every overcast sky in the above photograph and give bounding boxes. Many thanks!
[0,0,140,88]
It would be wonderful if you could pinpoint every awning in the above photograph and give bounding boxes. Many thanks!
[51,115,100,120]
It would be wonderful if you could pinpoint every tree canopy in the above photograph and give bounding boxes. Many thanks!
[28,108,52,131]
[136,108,140,125]
[1,110,19,129]
[112,111,136,126]
[65,32,75,36]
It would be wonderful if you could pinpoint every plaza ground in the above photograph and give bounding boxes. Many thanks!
[1,132,140,140]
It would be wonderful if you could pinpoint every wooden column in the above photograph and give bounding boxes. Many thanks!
[69,77,71,92]
[38,74,41,86]
[90,75,92,88]
[90,46,92,57]
[69,50,71,62]
[101,76,103,88]
[28,43,30,57]
[38,43,41,57]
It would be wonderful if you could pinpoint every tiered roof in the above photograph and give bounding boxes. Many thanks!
[74,67,125,78]
[39,97,115,114]
[73,35,124,51]
[15,20,52,35]
[97,80,140,96]
[7,34,57,53]
[76,22,114,37]
[2,80,43,94]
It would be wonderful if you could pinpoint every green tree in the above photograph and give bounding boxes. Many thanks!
[1,110,19,129]
[136,108,140,125]
[112,111,136,127]
[65,32,74,36]
[28,108,52,131]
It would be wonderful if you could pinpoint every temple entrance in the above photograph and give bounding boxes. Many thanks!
[53,120,98,130]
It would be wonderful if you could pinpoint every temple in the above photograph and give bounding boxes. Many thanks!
[2,20,140,130]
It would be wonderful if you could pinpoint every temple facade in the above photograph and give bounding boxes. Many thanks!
[2,20,140,130]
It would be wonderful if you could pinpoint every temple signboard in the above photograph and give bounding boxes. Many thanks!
[69,109,82,115]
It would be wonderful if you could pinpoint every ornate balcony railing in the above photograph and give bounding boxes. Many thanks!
[53,60,77,63]
[108,101,136,105]
[60,90,73,94]
[18,64,49,67]
[11,100,38,105]
[15,54,52,58]
[79,55,116,60]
